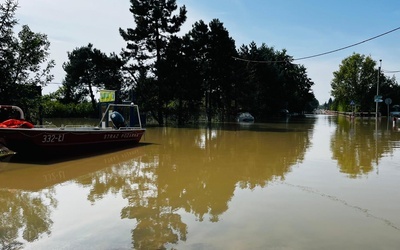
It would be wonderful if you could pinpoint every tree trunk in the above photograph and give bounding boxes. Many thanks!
[88,83,96,112]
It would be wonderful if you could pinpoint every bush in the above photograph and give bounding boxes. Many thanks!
[41,99,97,118]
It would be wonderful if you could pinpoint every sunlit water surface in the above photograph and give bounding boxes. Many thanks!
[1,115,400,250]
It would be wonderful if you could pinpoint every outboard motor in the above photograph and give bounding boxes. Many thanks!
[110,111,125,128]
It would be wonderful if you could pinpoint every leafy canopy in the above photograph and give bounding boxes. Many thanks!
[331,53,398,112]
[0,0,54,121]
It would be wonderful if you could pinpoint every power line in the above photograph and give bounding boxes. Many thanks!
[232,57,288,64]
[294,26,400,61]
[233,26,400,63]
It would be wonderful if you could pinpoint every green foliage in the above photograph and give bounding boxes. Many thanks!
[319,98,334,110]
[184,19,238,123]
[331,53,375,111]
[335,99,348,112]
[331,54,378,111]
[378,75,400,115]
[0,0,315,123]
[236,43,315,119]
[306,97,319,112]
[159,35,203,124]
[0,0,54,120]
[120,0,187,125]
[62,43,124,112]
[206,19,238,122]
[41,96,96,118]
[116,2,316,124]
[4,0,320,123]
[330,53,398,112]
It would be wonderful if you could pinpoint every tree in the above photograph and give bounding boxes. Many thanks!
[186,20,210,120]
[331,53,384,112]
[236,42,315,119]
[237,43,282,117]
[62,44,124,111]
[120,0,187,125]
[187,19,237,123]
[0,0,54,120]
[281,60,315,113]
[207,19,238,122]
[159,35,203,125]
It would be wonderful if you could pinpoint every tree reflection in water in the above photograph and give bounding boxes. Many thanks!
[0,188,56,250]
[0,118,318,249]
[3,116,400,248]
[73,120,315,249]
[331,116,400,178]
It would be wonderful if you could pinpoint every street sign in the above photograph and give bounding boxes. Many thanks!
[374,95,383,103]
[385,98,392,105]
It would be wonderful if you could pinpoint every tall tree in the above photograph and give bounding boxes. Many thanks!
[236,42,314,119]
[207,19,237,122]
[0,0,54,120]
[160,35,203,125]
[120,0,187,125]
[331,53,389,112]
[187,20,210,120]
[236,42,281,117]
[62,44,124,111]
[278,52,314,113]
[187,19,237,122]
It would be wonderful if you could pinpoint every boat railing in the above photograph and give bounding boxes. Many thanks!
[98,103,143,129]
[32,124,103,131]
[34,124,58,129]
[1,103,144,130]
[63,124,96,129]
[0,105,25,120]
[58,125,102,131]
[117,126,142,130]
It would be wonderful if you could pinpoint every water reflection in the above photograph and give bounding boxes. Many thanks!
[0,147,146,249]
[3,116,400,249]
[92,121,315,249]
[0,119,316,249]
[0,188,54,249]
[331,116,400,177]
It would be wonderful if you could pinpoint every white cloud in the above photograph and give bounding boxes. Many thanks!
[17,0,134,93]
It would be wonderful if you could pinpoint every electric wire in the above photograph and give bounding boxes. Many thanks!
[232,57,288,64]
[233,26,400,63]
[294,26,400,61]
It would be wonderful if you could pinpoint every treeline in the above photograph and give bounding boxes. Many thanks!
[1,0,318,125]
[329,53,399,114]
[0,0,54,122]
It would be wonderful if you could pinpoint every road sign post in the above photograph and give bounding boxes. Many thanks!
[385,98,392,117]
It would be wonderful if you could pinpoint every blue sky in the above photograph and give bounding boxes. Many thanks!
[16,0,400,103]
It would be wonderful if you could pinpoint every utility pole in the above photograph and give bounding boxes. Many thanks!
[375,59,382,120]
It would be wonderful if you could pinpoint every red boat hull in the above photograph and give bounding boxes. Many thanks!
[0,127,146,158]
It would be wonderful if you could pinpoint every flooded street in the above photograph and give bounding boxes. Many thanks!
[1,115,400,249]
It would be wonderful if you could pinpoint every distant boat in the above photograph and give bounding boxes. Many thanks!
[237,112,254,123]
[390,104,400,117]
[0,103,145,159]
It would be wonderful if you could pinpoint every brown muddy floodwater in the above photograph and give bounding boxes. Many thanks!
[1,115,400,250]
